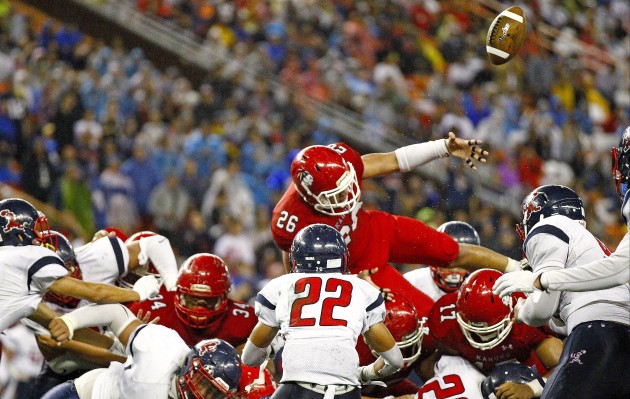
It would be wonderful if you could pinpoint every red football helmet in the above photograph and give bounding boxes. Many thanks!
[371,296,427,368]
[456,269,522,351]
[238,362,276,399]
[175,253,232,329]
[118,231,159,288]
[290,145,361,215]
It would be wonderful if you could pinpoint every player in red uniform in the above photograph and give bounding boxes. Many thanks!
[128,253,257,351]
[356,295,432,398]
[428,269,562,398]
[271,135,521,317]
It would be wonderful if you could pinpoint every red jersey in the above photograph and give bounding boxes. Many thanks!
[427,293,549,375]
[272,142,459,274]
[127,286,257,348]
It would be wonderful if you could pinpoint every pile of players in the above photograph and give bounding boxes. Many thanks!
[1,128,628,399]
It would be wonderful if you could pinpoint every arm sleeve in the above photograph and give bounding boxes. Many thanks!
[30,255,69,293]
[254,280,280,328]
[137,234,178,291]
[519,232,565,326]
[362,283,386,334]
[542,232,629,292]
[518,289,561,327]
[61,304,137,337]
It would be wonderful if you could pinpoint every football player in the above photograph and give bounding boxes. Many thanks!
[404,221,479,302]
[501,185,630,399]
[494,126,630,295]
[271,134,522,317]
[128,253,258,351]
[43,305,241,399]
[0,198,159,334]
[356,296,430,398]
[242,224,403,399]
[427,269,563,399]
[481,362,546,399]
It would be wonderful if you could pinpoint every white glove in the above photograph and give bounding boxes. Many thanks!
[493,270,537,297]
[358,365,387,387]
[132,275,160,301]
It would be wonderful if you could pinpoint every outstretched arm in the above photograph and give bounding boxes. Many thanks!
[362,132,488,179]
[47,275,159,304]
[450,243,520,273]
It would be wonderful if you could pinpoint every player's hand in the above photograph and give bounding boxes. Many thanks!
[136,309,160,325]
[358,268,394,301]
[445,132,488,171]
[132,275,161,301]
[91,229,116,242]
[495,381,535,399]
[49,317,72,343]
[493,270,536,297]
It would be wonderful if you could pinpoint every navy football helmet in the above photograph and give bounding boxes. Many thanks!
[43,231,82,309]
[289,224,348,274]
[517,185,585,241]
[431,221,480,292]
[481,362,544,399]
[612,126,630,198]
[177,338,241,399]
[0,198,56,249]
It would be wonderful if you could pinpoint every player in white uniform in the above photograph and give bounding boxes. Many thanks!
[415,355,485,399]
[41,304,242,399]
[494,127,630,296]
[242,224,403,399]
[0,198,160,335]
[509,185,630,399]
[404,221,480,302]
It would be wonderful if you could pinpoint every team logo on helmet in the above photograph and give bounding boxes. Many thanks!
[298,170,313,188]
[0,210,28,234]
[198,340,219,356]
[522,192,543,224]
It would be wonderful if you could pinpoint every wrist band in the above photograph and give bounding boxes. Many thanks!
[394,140,450,172]
[525,376,547,397]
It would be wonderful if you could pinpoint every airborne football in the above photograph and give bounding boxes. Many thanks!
[486,6,528,65]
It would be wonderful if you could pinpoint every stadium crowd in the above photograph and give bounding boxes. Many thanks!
[0,0,628,299]
[0,1,628,399]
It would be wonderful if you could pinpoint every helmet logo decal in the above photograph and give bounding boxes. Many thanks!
[298,170,313,188]
[190,284,212,293]
[523,192,542,223]
[0,210,28,233]
[198,340,219,356]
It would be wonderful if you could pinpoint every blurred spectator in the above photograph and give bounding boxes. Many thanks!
[120,145,162,220]
[51,91,83,150]
[148,172,190,236]
[58,162,95,235]
[175,209,213,258]
[20,138,57,203]
[94,155,138,233]
[201,157,255,230]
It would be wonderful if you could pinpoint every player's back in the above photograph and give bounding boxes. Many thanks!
[257,272,384,386]
[526,215,630,332]
[74,236,129,286]
[404,267,446,302]
[0,245,67,332]
[417,355,485,399]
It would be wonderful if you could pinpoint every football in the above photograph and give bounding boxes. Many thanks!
[486,6,527,65]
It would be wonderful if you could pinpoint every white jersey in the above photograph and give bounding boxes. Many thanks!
[0,245,68,332]
[255,272,385,386]
[74,324,189,399]
[0,323,45,379]
[415,355,485,399]
[404,267,446,302]
[524,215,630,333]
[75,236,130,286]
[542,232,629,291]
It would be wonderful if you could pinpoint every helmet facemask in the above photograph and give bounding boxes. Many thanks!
[175,291,228,329]
[456,295,514,351]
[430,266,469,293]
[304,162,361,216]
[177,358,236,399]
